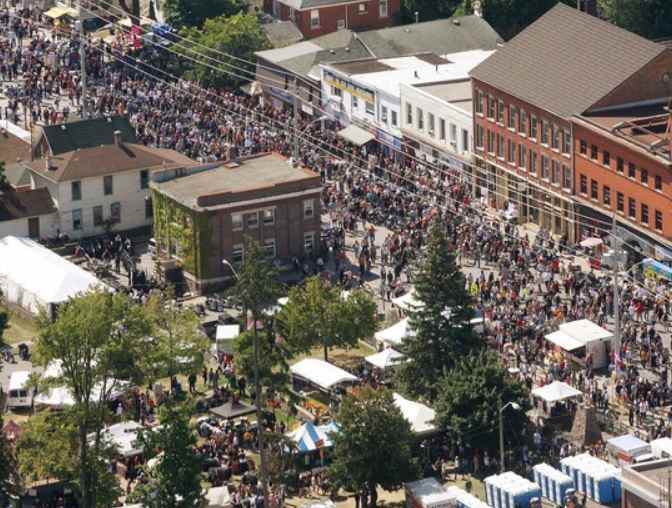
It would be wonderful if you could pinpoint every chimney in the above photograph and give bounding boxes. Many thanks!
[113,130,123,147]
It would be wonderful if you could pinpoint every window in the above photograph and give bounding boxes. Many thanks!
[541,120,549,145]
[508,105,517,129]
[617,157,624,174]
[562,165,571,190]
[551,124,560,150]
[462,129,469,152]
[303,232,315,256]
[487,95,495,119]
[628,198,636,218]
[475,90,484,115]
[519,109,527,134]
[439,119,446,141]
[590,145,598,160]
[379,0,388,16]
[656,210,663,231]
[232,244,244,266]
[380,105,388,124]
[497,99,504,123]
[552,160,561,184]
[263,238,276,259]
[603,186,611,206]
[303,199,314,218]
[263,209,275,226]
[232,213,243,231]
[579,139,587,155]
[562,130,571,155]
[352,95,358,109]
[310,9,319,28]
[140,169,149,189]
[529,150,537,174]
[603,150,610,167]
[541,155,550,179]
[475,125,484,149]
[641,204,649,224]
[519,144,526,169]
[246,211,259,228]
[331,86,342,97]
[450,124,457,146]
[391,110,398,127]
[358,2,367,13]
[496,133,504,158]
[641,168,648,186]
[365,102,374,115]
[103,175,114,196]
[417,107,424,130]
[487,130,495,154]
[507,140,515,164]
[628,162,636,178]
[530,114,538,139]
[93,206,103,226]
[428,113,435,136]
[110,202,121,224]
[590,179,598,200]
[145,197,153,219]
[580,175,587,195]
[406,103,412,125]
[617,192,624,212]
[71,181,82,201]
[655,174,662,191]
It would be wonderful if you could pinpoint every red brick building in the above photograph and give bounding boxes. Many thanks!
[469,3,672,252]
[265,0,399,39]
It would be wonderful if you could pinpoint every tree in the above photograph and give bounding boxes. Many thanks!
[330,388,420,507]
[35,291,150,508]
[598,0,672,40]
[163,0,247,28]
[0,415,21,506]
[132,403,203,508]
[233,329,290,393]
[277,276,377,362]
[396,222,482,400]
[178,13,269,88]
[434,350,529,452]
[229,237,283,508]
[0,161,8,190]
[399,0,462,23]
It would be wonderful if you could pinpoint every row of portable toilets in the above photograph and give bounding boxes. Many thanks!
[484,455,621,508]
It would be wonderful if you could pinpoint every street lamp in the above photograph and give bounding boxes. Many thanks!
[222,259,240,280]
[499,398,521,472]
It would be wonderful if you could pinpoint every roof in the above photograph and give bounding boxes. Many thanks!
[374,317,415,346]
[277,0,359,9]
[365,348,405,369]
[607,434,650,453]
[531,381,582,403]
[26,144,194,182]
[0,129,30,166]
[558,319,613,343]
[357,15,501,59]
[470,3,667,118]
[413,79,473,106]
[153,153,320,211]
[39,116,138,156]
[0,187,56,221]
[393,393,437,435]
[290,358,358,390]
[262,20,304,48]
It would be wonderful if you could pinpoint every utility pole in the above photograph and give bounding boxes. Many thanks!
[499,395,505,473]
[612,213,621,354]
[78,0,87,120]
[293,94,300,164]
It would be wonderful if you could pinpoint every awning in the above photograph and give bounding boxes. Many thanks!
[337,124,374,146]
[544,330,584,351]
[44,6,77,18]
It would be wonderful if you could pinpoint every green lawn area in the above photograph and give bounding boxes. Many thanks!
[1,305,39,346]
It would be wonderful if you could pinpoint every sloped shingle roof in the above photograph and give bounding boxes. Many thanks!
[0,187,56,221]
[40,116,138,156]
[469,3,666,118]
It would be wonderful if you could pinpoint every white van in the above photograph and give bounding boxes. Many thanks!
[6,370,33,409]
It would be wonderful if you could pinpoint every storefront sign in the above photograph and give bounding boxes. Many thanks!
[375,128,402,150]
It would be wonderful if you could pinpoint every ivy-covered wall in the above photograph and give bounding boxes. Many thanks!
[152,190,195,277]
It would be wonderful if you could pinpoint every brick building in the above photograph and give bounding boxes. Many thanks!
[469,3,671,249]
[264,0,399,39]
[150,153,322,294]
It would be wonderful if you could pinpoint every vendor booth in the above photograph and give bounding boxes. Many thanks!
[392,289,424,313]
[96,421,145,458]
[531,381,582,420]
[374,318,415,347]
[393,393,437,436]
[606,434,653,465]
[365,348,405,370]
[290,358,359,394]
[544,319,613,368]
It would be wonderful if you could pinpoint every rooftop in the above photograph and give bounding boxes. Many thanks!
[412,79,473,112]
[470,3,667,118]
[38,116,138,156]
[153,153,320,211]
[0,129,30,166]
[0,187,56,222]
[277,0,360,9]
[262,20,304,48]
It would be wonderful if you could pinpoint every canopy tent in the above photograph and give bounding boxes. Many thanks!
[391,289,424,312]
[0,236,106,316]
[374,318,415,346]
[209,400,257,419]
[606,434,651,457]
[215,324,240,354]
[206,486,232,508]
[393,393,437,435]
[365,348,405,369]
[544,331,584,351]
[96,421,145,457]
[532,381,582,403]
[290,358,358,391]
[558,319,613,343]
[579,237,603,248]
[118,16,154,28]
[651,437,672,458]
[337,125,375,146]
[288,421,339,453]
[44,6,77,18]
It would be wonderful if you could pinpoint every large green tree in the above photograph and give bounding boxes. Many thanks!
[178,13,269,88]
[434,351,529,452]
[277,276,377,362]
[396,222,482,400]
[0,415,21,506]
[35,291,150,508]
[132,403,203,508]
[164,0,247,28]
[330,388,420,507]
[598,0,672,40]
[234,329,290,393]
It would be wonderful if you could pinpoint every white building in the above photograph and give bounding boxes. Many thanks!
[320,49,494,158]
[0,187,59,240]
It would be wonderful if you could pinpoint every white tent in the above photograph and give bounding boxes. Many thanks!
[96,421,145,457]
[374,318,415,346]
[206,486,232,508]
[393,393,437,435]
[215,324,240,354]
[532,381,582,403]
[0,236,105,316]
[391,289,424,312]
[544,331,584,351]
[290,358,358,390]
[365,348,405,369]
[546,319,614,368]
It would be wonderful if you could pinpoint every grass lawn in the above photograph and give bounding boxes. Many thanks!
[1,305,39,346]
